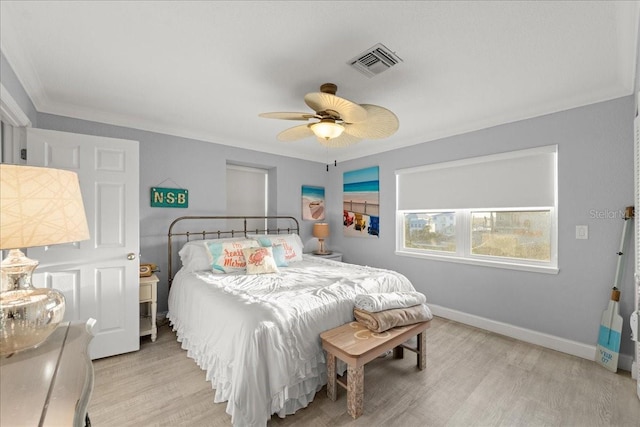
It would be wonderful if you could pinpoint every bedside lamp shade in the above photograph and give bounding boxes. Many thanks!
[0,164,90,355]
[312,222,331,255]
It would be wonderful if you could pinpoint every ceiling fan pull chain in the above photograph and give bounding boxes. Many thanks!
[326,147,329,172]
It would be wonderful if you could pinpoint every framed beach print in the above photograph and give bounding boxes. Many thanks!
[302,185,325,220]
[343,166,379,238]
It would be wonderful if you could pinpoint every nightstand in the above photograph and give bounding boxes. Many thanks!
[139,273,158,342]
[311,252,343,262]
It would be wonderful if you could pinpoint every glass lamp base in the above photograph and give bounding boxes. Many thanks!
[314,238,332,256]
[0,249,66,356]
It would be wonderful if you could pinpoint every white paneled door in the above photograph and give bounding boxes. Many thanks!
[27,128,140,359]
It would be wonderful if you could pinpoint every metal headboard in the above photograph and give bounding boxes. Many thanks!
[167,215,300,288]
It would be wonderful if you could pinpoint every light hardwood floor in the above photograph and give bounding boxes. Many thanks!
[89,317,640,426]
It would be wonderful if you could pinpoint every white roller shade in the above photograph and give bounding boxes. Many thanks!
[396,145,557,210]
[226,165,267,216]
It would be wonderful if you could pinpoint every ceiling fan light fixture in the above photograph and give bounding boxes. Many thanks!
[310,119,344,140]
[261,83,397,145]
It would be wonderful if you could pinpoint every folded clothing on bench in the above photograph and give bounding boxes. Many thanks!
[353,304,433,333]
[354,291,427,313]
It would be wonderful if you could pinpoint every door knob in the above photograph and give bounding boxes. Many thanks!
[127,253,136,260]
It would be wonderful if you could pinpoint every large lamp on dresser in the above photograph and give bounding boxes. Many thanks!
[0,164,90,355]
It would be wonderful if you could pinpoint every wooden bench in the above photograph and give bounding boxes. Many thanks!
[320,320,430,419]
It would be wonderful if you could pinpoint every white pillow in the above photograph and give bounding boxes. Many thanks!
[247,233,304,262]
[242,246,279,275]
[178,237,248,272]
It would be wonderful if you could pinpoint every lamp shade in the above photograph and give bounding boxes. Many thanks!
[313,222,330,239]
[0,164,90,250]
[310,120,344,140]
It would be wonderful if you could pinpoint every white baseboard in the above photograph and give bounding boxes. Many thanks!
[430,304,633,372]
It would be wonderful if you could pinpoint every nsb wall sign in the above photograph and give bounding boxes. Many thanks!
[151,187,188,208]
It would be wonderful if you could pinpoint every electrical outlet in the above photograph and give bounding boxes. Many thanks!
[576,225,588,239]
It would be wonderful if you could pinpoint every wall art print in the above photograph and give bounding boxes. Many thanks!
[343,166,379,238]
[301,185,325,220]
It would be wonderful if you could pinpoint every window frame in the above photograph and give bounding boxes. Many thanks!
[396,208,558,274]
[395,146,558,274]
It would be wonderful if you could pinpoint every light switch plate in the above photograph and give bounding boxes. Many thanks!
[576,225,588,239]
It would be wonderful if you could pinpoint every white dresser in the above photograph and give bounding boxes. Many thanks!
[0,320,95,427]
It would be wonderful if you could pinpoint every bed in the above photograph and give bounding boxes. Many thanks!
[166,216,419,426]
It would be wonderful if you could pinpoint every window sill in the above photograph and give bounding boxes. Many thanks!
[395,250,559,275]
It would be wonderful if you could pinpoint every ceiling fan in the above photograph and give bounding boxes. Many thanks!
[259,83,399,148]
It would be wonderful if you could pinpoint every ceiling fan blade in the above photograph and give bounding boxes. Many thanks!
[317,132,362,148]
[259,112,317,121]
[342,104,399,139]
[277,124,314,142]
[304,92,367,123]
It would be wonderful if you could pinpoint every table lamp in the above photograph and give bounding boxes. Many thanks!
[313,222,331,255]
[0,164,90,355]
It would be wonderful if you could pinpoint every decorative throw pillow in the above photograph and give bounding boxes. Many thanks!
[206,239,259,273]
[248,234,304,262]
[179,237,249,272]
[242,246,279,275]
[271,244,288,267]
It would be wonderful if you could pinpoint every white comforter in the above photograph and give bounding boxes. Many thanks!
[168,255,416,427]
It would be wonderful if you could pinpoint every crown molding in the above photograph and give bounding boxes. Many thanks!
[0,16,49,114]
[0,83,31,127]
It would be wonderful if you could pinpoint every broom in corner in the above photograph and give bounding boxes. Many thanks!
[596,206,634,372]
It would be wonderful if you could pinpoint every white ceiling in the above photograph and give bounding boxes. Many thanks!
[1,1,638,163]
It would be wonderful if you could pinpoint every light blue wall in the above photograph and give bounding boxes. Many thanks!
[35,112,328,312]
[329,96,636,359]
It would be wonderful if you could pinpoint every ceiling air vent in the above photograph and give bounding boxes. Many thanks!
[348,43,402,78]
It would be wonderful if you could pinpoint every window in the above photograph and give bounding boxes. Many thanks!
[470,210,551,261]
[226,164,268,230]
[403,212,456,253]
[396,146,558,273]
